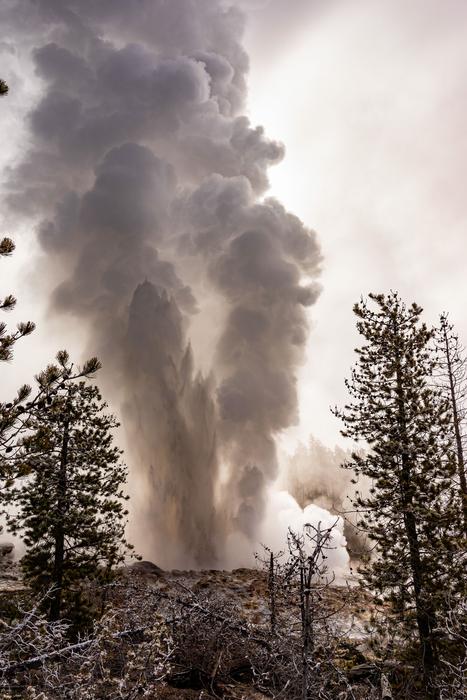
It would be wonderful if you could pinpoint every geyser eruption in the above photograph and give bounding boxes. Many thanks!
[3,0,322,566]
[226,488,350,577]
[124,281,218,568]
[285,438,371,562]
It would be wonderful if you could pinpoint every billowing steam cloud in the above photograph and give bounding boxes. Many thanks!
[285,438,371,562]
[225,487,350,578]
[3,0,321,566]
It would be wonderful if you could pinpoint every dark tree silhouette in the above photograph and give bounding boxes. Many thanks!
[334,292,462,698]
[0,78,35,362]
[3,352,132,627]
[434,313,467,534]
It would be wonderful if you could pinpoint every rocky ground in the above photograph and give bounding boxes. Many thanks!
[124,561,381,699]
[132,559,374,641]
[1,552,386,699]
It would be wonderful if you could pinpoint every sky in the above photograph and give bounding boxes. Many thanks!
[244,0,467,447]
[1,0,467,452]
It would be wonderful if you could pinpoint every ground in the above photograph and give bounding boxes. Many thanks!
[0,554,386,699]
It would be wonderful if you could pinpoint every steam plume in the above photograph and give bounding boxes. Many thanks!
[124,281,218,568]
[3,0,321,565]
[285,438,371,562]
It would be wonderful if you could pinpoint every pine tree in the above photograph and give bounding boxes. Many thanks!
[0,81,35,361]
[334,292,462,695]
[3,353,132,626]
[0,237,35,362]
[434,314,467,534]
[0,77,35,537]
[1,353,101,468]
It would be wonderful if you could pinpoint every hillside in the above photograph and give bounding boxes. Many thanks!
[1,555,396,700]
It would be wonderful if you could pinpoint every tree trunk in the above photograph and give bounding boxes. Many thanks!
[268,550,276,635]
[394,330,438,696]
[299,563,308,700]
[300,554,316,700]
[49,416,69,622]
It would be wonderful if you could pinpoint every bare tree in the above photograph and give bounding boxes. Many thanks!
[1,574,173,699]
[254,545,284,636]
[430,594,467,700]
[287,523,343,700]
[253,523,366,700]
[434,313,467,533]
[0,590,68,697]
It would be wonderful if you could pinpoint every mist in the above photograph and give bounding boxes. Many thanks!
[1,0,321,567]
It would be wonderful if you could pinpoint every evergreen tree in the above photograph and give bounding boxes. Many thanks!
[334,292,462,695]
[3,353,132,625]
[1,353,100,467]
[434,313,467,534]
[0,80,34,361]
[0,237,35,362]
[0,78,34,540]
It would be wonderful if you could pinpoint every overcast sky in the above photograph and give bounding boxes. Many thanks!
[1,0,466,451]
[245,0,467,447]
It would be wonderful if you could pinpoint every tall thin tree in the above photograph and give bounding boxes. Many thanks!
[334,292,461,698]
[434,313,467,534]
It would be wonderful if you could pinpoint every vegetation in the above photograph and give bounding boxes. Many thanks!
[0,79,35,543]
[334,292,465,698]
[2,353,132,628]
[0,85,466,700]
[1,529,378,700]
[0,78,34,363]
[0,292,465,698]
[0,237,35,362]
[434,313,467,533]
